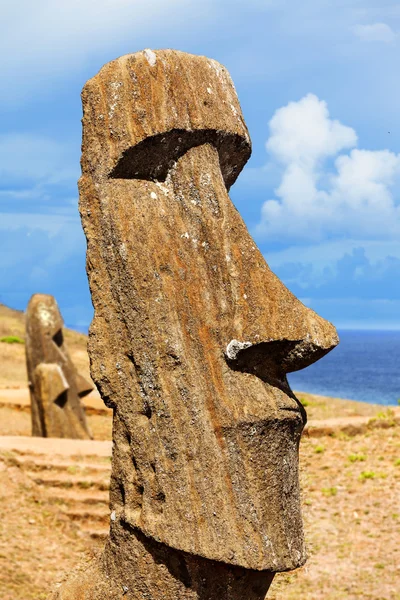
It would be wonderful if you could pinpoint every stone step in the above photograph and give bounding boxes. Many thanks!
[44,488,109,507]
[64,506,109,524]
[11,455,111,475]
[29,469,110,491]
[0,435,112,458]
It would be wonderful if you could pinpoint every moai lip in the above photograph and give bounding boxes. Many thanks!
[49,49,338,599]
[26,294,93,439]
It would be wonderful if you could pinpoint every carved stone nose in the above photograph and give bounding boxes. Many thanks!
[226,333,338,382]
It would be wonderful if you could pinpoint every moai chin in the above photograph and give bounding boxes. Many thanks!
[50,50,338,599]
[26,294,93,439]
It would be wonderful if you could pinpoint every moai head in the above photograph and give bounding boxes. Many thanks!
[26,294,93,439]
[80,50,338,572]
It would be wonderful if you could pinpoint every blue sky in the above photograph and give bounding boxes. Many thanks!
[1,0,399,330]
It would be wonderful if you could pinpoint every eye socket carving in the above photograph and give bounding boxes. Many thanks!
[54,390,68,409]
[53,329,64,347]
[108,128,251,191]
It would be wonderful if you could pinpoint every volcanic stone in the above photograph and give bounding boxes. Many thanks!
[49,49,338,599]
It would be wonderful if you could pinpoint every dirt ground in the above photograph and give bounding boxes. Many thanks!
[273,424,400,599]
[1,302,399,599]
[0,456,100,600]
[0,404,398,599]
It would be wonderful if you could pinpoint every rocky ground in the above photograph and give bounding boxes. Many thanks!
[1,303,399,599]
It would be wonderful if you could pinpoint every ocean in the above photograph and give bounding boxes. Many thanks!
[288,330,400,406]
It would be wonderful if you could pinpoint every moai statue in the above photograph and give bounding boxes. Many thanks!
[50,50,338,599]
[26,294,93,439]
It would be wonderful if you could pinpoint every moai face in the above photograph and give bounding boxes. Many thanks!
[80,50,338,572]
[26,294,93,439]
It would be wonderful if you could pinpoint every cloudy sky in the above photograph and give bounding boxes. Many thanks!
[1,0,399,330]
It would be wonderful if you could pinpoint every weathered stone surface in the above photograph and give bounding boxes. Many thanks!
[50,533,275,599]
[50,49,338,599]
[26,294,93,439]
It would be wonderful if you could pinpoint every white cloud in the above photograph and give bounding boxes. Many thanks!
[0,132,80,249]
[352,23,396,44]
[266,93,357,167]
[255,94,400,242]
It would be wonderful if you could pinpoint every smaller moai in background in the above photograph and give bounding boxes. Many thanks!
[25,294,93,439]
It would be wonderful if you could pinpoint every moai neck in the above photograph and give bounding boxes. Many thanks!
[48,49,338,599]
[50,523,274,599]
[102,523,275,600]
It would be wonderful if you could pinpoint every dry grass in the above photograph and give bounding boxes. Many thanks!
[269,425,400,599]
[0,304,25,339]
[0,404,398,599]
[0,422,398,599]
[297,391,382,421]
